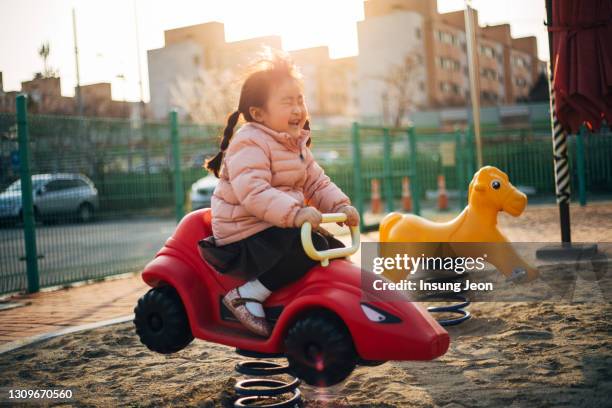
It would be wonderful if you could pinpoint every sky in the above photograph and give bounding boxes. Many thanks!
[0,0,549,103]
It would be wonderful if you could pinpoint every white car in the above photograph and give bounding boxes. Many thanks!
[0,173,99,223]
[189,174,218,211]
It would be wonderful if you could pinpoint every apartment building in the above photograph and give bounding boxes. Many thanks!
[360,0,543,113]
[146,0,544,122]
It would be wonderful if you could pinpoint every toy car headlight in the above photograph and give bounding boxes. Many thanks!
[360,303,401,323]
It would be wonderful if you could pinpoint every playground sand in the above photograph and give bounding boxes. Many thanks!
[496,201,612,242]
[1,203,611,407]
[1,301,609,407]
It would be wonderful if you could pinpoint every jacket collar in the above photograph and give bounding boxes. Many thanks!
[245,122,310,152]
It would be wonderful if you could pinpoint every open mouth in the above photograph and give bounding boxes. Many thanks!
[288,119,301,127]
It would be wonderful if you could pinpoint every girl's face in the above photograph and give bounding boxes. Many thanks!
[250,77,308,138]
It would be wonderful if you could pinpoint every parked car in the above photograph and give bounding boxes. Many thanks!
[313,149,340,165]
[189,174,218,211]
[0,173,99,223]
[132,159,169,174]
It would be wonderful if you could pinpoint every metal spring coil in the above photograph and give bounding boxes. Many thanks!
[418,271,472,327]
[233,349,302,408]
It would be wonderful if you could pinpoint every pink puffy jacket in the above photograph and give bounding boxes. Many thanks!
[211,122,351,246]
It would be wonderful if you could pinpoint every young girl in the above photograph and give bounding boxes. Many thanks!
[198,51,359,337]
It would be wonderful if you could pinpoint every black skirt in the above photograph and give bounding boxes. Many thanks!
[198,226,345,282]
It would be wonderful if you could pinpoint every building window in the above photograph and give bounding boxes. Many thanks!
[439,82,461,95]
[515,77,527,87]
[479,44,496,59]
[481,67,497,80]
[437,57,460,71]
[513,55,530,69]
[436,30,458,46]
[481,91,498,102]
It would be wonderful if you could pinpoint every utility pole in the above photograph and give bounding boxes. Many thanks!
[133,0,145,118]
[464,0,483,168]
[116,73,127,116]
[133,0,149,176]
[72,8,83,116]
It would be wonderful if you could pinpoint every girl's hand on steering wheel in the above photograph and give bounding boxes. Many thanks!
[294,206,322,229]
[337,205,360,227]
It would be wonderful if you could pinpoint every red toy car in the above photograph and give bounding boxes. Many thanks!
[134,209,449,386]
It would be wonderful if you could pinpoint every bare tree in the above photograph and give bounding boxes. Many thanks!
[376,54,423,128]
[170,68,240,124]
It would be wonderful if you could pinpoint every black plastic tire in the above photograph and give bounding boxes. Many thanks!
[357,358,386,367]
[284,310,356,387]
[77,203,94,223]
[133,286,193,354]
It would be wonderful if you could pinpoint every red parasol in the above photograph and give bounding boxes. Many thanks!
[549,0,612,133]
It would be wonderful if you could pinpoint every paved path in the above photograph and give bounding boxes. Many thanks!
[0,274,148,348]
[0,230,375,351]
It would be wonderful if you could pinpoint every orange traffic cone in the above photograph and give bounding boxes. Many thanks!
[371,179,382,214]
[437,174,448,211]
[401,176,412,212]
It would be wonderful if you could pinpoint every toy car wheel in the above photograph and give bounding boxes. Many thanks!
[134,286,193,354]
[357,358,386,367]
[284,310,356,387]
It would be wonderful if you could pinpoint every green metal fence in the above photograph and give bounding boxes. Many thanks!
[344,122,612,230]
[0,99,222,296]
[1,95,612,295]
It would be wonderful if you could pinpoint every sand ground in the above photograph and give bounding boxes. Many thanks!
[0,203,611,407]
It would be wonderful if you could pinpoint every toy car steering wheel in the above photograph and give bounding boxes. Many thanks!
[301,213,360,266]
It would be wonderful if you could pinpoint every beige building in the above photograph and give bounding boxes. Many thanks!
[148,22,283,119]
[149,22,358,121]
[289,47,358,119]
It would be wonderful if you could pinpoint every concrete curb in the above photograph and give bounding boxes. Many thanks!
[0,314,134,355]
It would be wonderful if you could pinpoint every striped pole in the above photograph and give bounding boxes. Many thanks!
[547,62,572,242]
